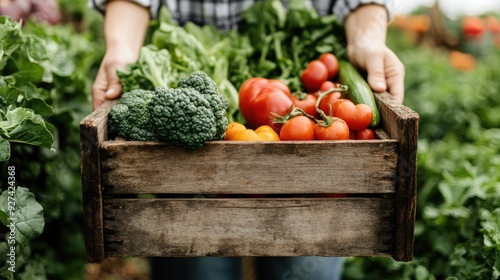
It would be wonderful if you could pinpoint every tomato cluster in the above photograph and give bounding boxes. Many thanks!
[275,97,374,141]
[236,52,376,141]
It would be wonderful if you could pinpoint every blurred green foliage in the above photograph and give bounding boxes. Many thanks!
[0,1,104,278]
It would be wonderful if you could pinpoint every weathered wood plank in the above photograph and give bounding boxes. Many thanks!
[100,140,398,195]
[375,92,419,261]
[102,198,395,258]
[80,100,117,263]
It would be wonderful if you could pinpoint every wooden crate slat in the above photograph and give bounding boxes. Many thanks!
[103,198,395,258]
[375,92,419,261]
[100,140,398,195]
[80,100,117,263]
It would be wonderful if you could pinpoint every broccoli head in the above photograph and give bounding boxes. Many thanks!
[177,71,228,140]
[108,89,157,141]
[108,71,228,149]
[150,86,218,149]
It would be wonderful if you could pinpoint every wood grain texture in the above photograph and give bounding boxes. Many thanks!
[79,92,419,262]
[80,100,117,263]
[100,140,399,195]
[103,198,395,258]
[375,92,419,261]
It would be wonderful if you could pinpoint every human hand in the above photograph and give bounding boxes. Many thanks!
[347,43,405,103]
[90,0,150,110]
[91,46,139,110]
[345,4,405,104]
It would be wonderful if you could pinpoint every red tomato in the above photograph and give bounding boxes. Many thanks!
[290,92,318,117]
[462,16,485,36]
[335,101,373,131]
[314,81,346,116]
[239,78,269,125]
[319,53,339,80]
[267,79,291,97]
[280,116,316,141]
[356,128,375,140]
[239,78,292,132]
[320,81,338,91]
[251,86,293,132]
[329,98,352,118]
[348,129,356,140]
[313,81,337,98]
[318,93,342,116]
[314,117,349,140]
[300,60,329,93]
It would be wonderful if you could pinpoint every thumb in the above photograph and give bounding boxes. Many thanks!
[365,55,387,93]
[105,83,122,100]
[104,65,123,100]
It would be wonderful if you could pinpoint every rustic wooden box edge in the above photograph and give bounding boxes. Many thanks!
[80,92,419,263]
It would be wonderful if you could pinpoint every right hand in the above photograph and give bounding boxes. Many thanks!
[91,45,139,110]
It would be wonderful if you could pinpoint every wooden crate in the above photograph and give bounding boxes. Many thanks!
[80,92,419,264]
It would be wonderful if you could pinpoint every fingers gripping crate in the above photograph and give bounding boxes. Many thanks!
[80,92,419,263]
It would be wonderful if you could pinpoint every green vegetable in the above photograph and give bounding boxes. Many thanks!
[117,45,175,93]
[109,71,228,149]
[150,86,218,149]
[338,60,380,127]
[236,0,346,91]
[108,89,157,141]
[177,71,229,139]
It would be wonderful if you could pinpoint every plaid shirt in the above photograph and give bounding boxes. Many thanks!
[90,0,396,31]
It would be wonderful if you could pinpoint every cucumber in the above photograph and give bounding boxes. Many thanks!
[338,60,380,127]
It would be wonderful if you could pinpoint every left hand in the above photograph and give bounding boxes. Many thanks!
[344,4,405,103]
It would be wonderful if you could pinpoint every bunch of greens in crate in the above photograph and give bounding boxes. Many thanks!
[1,15,104,279]
[117,10,241,123]
[115,0,347,123]
[235,0,346,90]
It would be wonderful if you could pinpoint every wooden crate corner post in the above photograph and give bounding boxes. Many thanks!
[375,92,420,262]
[80,100,117,263]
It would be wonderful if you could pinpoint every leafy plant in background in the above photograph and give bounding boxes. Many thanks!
[0,11,103,279]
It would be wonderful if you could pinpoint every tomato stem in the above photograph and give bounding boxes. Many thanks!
[270,106,316,124]
[315,84,348,108]
[271,84,348,126]
[314,84,348,117]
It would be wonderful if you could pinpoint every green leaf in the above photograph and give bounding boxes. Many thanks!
[8,119,53,149]
[21,98,53,118]
[138,45,172,88]
[0,187,45,246]
[0,76,21,107]
[0,16,23,69]
[0,137,10,161]
[0,209,9,226]
[0,107,54,149]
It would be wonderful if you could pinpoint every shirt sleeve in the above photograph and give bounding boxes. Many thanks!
[333,0,396,23]
[88,0,162,18]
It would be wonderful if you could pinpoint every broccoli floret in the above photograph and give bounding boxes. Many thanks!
[108,89,157,141]
[108,71,228,149]
[177,71,228,140]
[150,86,217,149]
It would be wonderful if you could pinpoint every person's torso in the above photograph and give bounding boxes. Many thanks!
[162,0,336,30]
